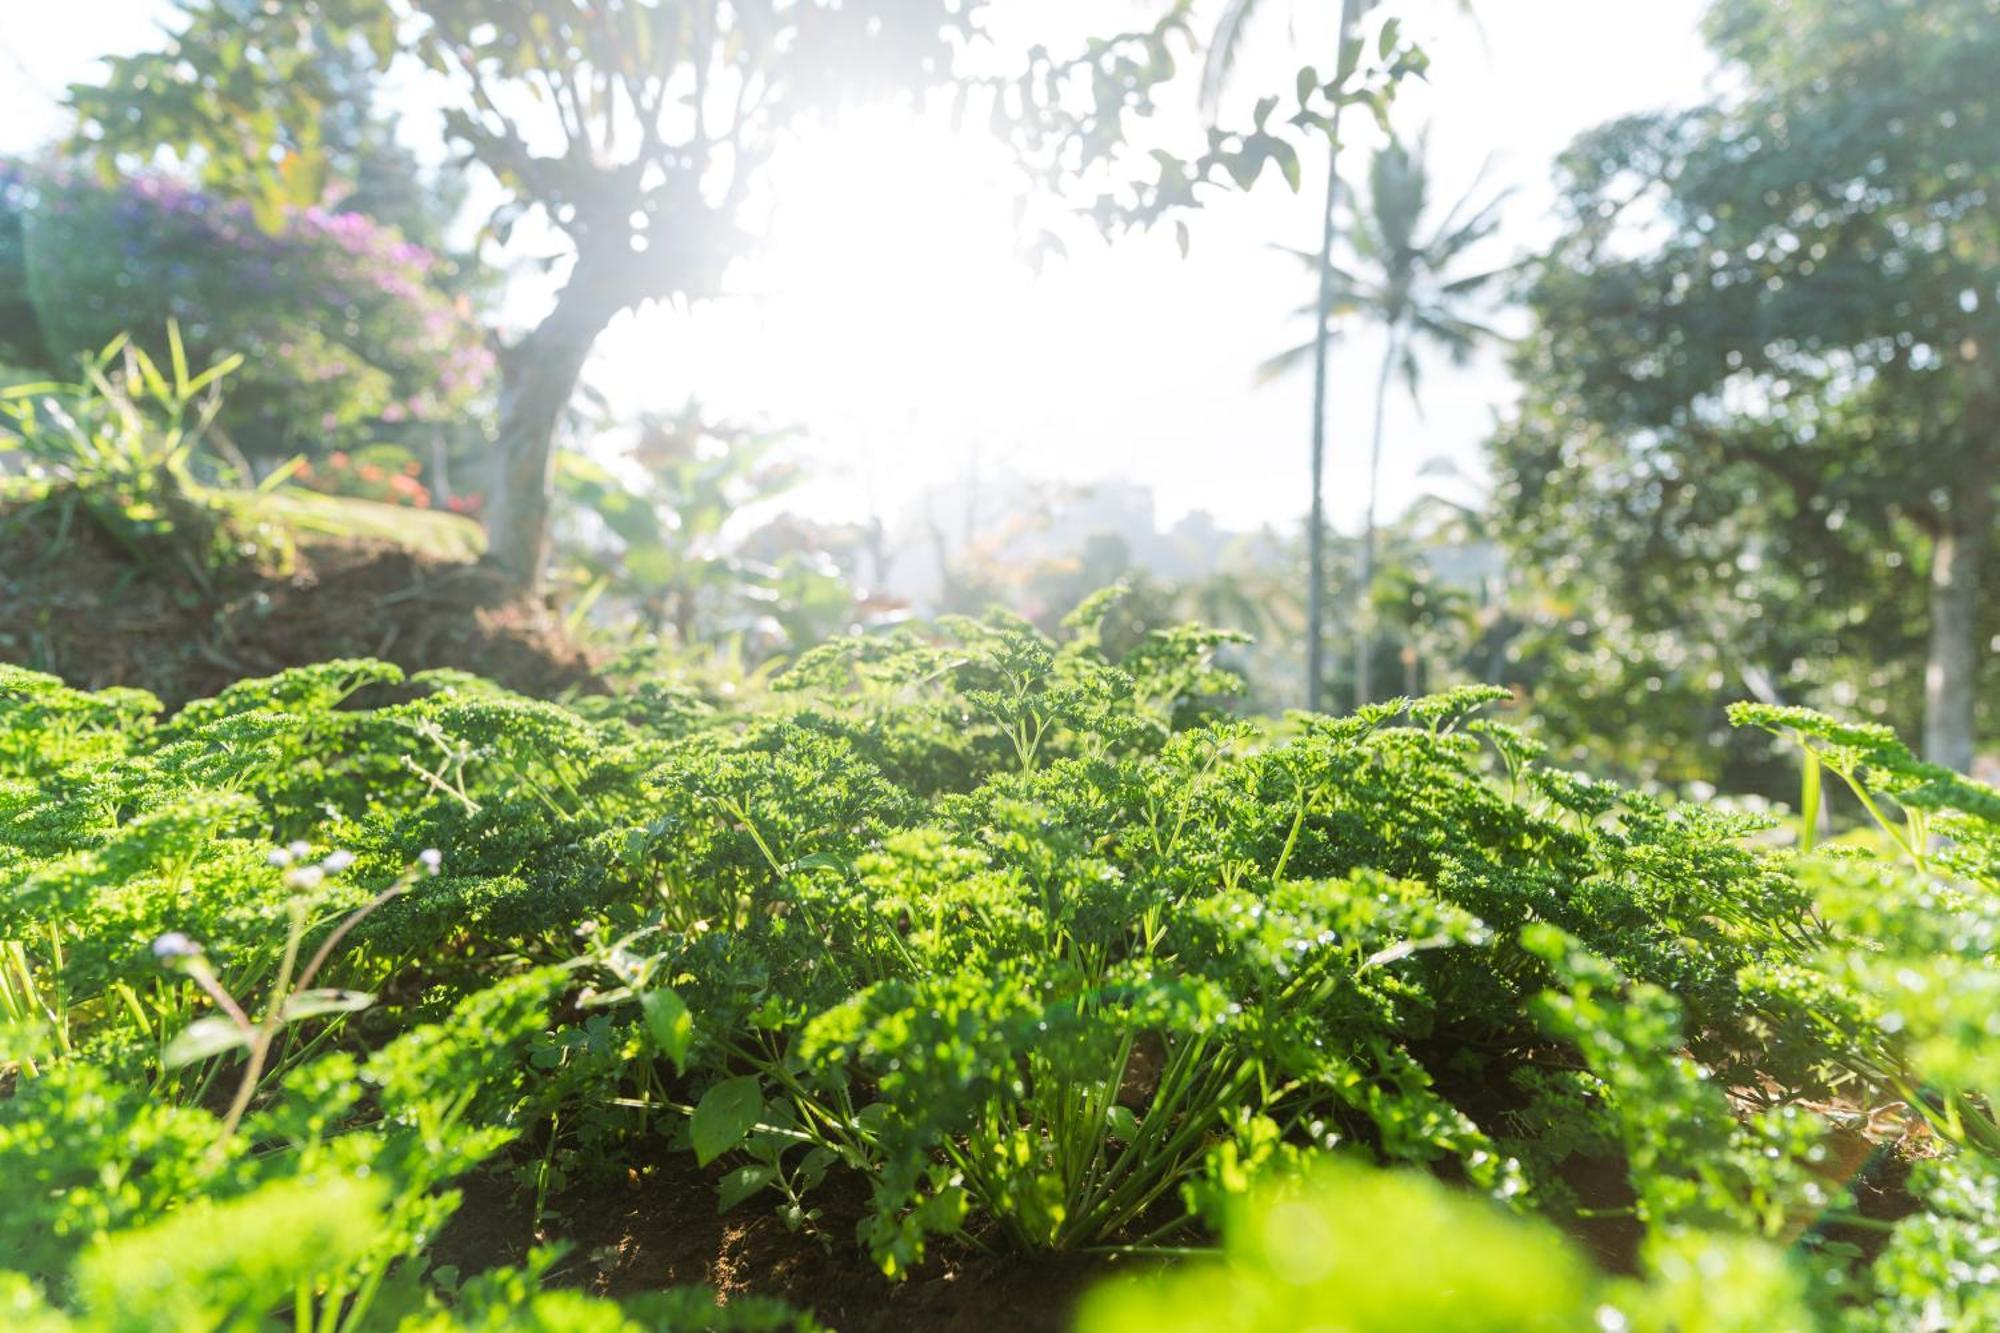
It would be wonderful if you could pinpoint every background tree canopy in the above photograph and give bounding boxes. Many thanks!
[1493,0,1999,774]
[65,0,1411,586]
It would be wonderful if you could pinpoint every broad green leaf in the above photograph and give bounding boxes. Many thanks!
[279,989,376,1022]
[641,987,693,1075]
[691,1076,763,1166]
[1269,139,1302,191]
[716,1164,778,1212]
[797,1145,839,1191]
[852,1101,894,1135]
[163,1015,252,1069]
[1336,33,1365,82]
[1378,16,1402,59]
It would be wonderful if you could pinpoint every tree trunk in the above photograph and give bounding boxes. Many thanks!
[429,425,453,505]
[1303,0,1370,714]
[1923,468,1994,773]
[673,587,695,647]
[482,254,632,589]
[1305,146,1338,715]
[1355,334,1396,708]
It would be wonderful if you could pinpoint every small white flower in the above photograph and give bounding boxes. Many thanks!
[267,847,295,867]
[285,865,326,891]
[151,932,201,961]
[418,848,443,875]
[287,840,312,858]
[320,849,357,873]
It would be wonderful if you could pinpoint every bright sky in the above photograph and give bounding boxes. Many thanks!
[1,2,1717,537]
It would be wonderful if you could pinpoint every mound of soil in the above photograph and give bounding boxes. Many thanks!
[435,1158,1122,1333]
[0,508,603,708]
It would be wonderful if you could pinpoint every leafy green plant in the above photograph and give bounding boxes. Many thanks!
[3,601,1996,1326]
[0,326,247,566]
[152,848,436,1159]
[1076,1158,1813,1333]
[1733,703,2000,1156]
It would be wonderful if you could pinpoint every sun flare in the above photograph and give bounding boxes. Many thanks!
[750,107,1042,434]
[594,104,1043,510]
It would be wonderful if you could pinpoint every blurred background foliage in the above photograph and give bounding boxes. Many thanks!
[0,0,1992,800]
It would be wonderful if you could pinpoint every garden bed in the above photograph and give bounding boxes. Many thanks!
[0,501,599,706]
[1,597,1994,1330]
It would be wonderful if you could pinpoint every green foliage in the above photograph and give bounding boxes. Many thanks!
[2,599,1996,1325]
[61,0,1439,575]
[1493,0,2000,781]
[1260,130,1507,388]
[1077,1159,1815,1332]
[554,404,858,652]
[1854,1155,2000,1331]
[0,168,491,459]
[1523,924,1821,1238]
[1734,702,2000,1156]
[72,1176,388,1332]
[0,329,275,571]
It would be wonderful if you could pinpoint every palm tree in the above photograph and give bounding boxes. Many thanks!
[1204,0,1371,714]
[1202,0,1476,713]
[1259,131,1507,706]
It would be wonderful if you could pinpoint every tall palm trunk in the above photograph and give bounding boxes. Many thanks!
[1355,332,1396,707]
[1303,0,1370,713]
[1923,460,1994,773]
[1305,147,1339,713]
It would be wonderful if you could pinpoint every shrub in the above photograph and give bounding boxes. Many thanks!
[0,596,1994,1326]
[0,165,491,457]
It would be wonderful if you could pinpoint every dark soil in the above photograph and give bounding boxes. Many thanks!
[433,1157,1119,1332]
[0,505,602,707]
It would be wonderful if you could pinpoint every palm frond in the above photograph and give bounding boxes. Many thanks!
[1200,0,1269,116]
[1246,3,1509,419]
[1422,149,1504,244]
[1428,190,1514,265]
[1366,134,1431,256]
[1254,335,1334,384]
[1410,310,1507,366]
[1398,342,1425,415]
[1270,242,1323,271]
[1437,262,1515,297]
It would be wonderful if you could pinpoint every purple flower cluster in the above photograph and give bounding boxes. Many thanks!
[9,166,495,435]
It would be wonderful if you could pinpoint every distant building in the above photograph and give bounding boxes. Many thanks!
[885,466,1502,618]
[888,469,1256,610]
